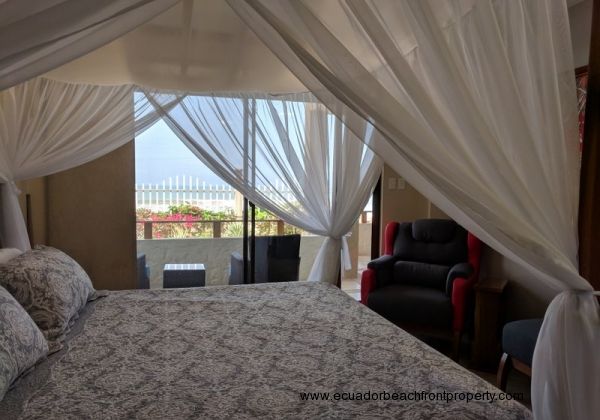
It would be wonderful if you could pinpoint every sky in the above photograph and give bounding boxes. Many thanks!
[135,105,373,211]
[135,120,227,187]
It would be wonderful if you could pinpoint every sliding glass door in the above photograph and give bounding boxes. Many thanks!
[134,118,246,288]
[136,90,379,287]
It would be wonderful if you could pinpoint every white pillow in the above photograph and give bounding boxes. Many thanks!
[0,286,49,400]
[0,246,96,353]
[0,248,23,264]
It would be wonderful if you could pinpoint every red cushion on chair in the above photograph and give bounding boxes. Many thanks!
[360,268,377,304]
[451,277,470,331]
[467,232,482,279]
[383,222,399,255]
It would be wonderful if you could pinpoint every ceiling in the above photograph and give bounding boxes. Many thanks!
[46,0,305,93]
[46,0,590,93]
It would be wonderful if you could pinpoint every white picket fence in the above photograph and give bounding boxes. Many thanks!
[135,176,294,211]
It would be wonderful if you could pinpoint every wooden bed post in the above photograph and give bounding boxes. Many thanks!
[579,0,600,290]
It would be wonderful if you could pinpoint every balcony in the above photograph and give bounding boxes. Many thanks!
[134,182,371,290]
[136,218,326,288]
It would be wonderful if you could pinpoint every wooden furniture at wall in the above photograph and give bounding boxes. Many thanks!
[471,277,508,371]
[25,193,33,247]
[497,352,531,391]
[579,0,600,291]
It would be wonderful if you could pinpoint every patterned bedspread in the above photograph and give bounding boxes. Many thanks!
[2,282,531,419]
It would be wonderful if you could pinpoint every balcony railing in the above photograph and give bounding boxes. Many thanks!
[136,211,372,240]
[136,179,294,212]
[137,219,290,239]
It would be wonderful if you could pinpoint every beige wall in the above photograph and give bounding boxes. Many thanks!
[380,165,450,227]
[12,144,136,290]
[358,223,371,256]
[46,143,136,290]
[569,0,593,68]
[427,202,449,219]
[480,247,558,320]
[380,164,430,250]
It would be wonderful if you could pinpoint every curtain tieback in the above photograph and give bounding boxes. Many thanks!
[8,181,21,196]
[1,180,21,196]
[341,234,352,271]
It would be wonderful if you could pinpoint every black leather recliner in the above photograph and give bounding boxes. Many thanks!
[361,219,481,359]
[229,234,301,284]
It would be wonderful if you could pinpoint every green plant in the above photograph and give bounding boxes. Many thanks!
[224,222,244,237]
[167,204,204,217]
[170,223,190,239]
[135,203,306,239]
[136,208,154,219]
[254,208,274,220]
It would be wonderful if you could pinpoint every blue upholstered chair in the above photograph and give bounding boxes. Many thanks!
[496,318,543,390]
[229,234,301,284]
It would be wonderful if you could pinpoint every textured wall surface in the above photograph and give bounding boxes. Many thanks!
[569,0,593,68]
[138,235,326,288]
[380,164,430,251]
[358,224,372,256]
[46,143,137,290]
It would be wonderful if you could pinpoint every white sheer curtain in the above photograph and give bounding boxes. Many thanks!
[227,0,599,418]
[0,0,178,91]
[0,77,162,250]
[142,91,382,284]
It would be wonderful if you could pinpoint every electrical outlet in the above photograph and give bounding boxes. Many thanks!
[388,177,397,189]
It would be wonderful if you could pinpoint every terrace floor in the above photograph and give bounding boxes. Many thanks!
[341,254,370,301]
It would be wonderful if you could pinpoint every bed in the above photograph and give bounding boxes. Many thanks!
[1,282,531,419]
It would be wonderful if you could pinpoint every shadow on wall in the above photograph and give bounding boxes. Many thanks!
[137,236,326,288]
[479,245,560,321]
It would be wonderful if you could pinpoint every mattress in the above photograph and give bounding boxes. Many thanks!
[1,282,531,419]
